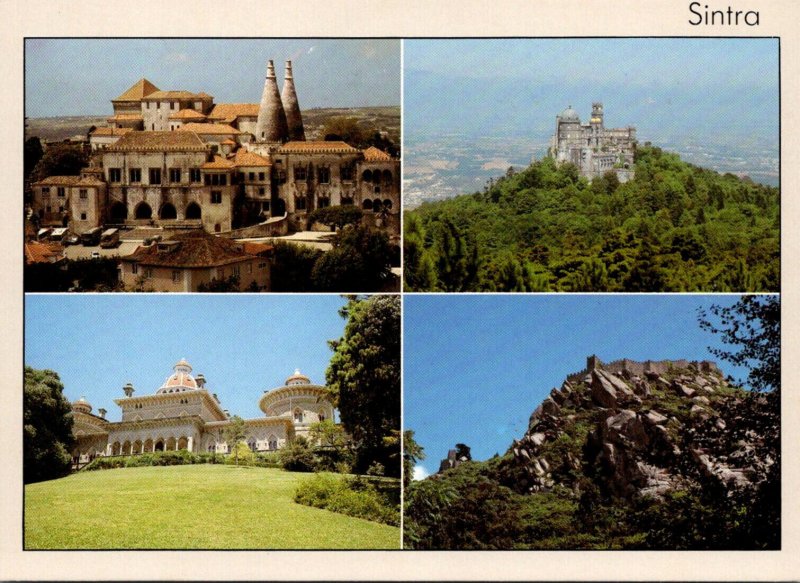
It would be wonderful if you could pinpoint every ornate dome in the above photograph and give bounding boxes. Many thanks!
[285,368,311,386]
[156,358,199,394]
[559,106,580,122]
[72,395,92,414]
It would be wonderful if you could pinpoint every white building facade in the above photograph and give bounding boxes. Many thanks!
[69,359,336,464]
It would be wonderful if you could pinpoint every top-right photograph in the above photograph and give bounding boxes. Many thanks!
[403,38,779,293]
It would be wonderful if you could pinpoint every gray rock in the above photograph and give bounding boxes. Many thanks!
[644,410,668,425]
[541,397,561,416]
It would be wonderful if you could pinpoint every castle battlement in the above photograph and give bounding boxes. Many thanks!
[565,355,719,384]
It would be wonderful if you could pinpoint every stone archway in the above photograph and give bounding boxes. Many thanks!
[144,438,154,453]
[177,436,188,451]
[112,441,121,456]
[159,202,177,220]
[185,202,201,220]
[166,437,177,451]
[122,440,132,455]
[155,439,164,452]
[110,202,128,221]
[135,202,152,220]
[133,440,143,454]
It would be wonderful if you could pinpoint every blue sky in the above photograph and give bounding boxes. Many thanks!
[404,294,760,479]
[25,294,349,420]
[25,39,400,117]
[404,38,779,140]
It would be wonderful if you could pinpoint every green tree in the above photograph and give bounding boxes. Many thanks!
[403,430,425,488]
[24,367,74,483]
[326,295,400,476]
[24,136,44,181]
[279,436,316,472]
[321,116,366,145]
[311,224,392,291]
[698,295,779,393]
[29,143,89,183]
[309,419,348,449]
[196,274,241,292]
[270,241,323,292]
[223,415,248,466]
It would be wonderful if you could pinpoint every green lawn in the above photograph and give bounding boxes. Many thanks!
[24,465,400,549]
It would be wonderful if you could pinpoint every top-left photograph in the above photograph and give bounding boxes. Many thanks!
[24,38,401,292]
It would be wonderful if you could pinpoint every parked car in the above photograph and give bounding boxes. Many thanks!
[63,233,80,246]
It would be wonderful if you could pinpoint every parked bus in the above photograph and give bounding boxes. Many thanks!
[81,227,103,246]
[49,227,68,243]
[99,228,120,249]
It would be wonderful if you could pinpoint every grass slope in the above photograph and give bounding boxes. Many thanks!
[24,465,400,549]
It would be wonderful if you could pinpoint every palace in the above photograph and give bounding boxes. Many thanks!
[69,359,335,464]
[31,60,400,237]
[549,102,636,182]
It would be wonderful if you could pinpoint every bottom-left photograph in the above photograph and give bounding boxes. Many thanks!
[23,294,401,550]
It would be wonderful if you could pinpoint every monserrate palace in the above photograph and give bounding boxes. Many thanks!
[70,359,335,464]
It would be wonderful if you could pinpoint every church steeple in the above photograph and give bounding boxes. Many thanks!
[281,60,305,141]
[255,60,289,143]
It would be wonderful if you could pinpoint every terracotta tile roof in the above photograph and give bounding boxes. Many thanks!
[33,175,106,186]
[107,114,143,121]
[201,155,236,170]
[25,241,65,264]
[208,103,260,120]
[106,131,208,152]
[362,146,393,161]
[114,78,160,102]
[221,139,237,145]
[179,123,241,135]
[143,90,210,100]
[90,127,133,137]
[232,148,272,167]
[122,230,263,268]
[277,141,359,154]
[168,109,207,120]
[242,242,274,256]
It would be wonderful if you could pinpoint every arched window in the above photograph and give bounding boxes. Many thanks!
[268,435,278,450]
[362,199,373,211]
[362,169,373,182]
[135,202,152,219]
[382,170,392,183]
[185,202,201,219]
[318,411,326,423]
[248,440,257,452]
[110,202,128,221]
[383,199,393,210]
[159,202,177,219]
[372,199,383,211]
[294,408,303,423]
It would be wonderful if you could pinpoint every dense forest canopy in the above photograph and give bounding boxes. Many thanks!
[404,146,780,292]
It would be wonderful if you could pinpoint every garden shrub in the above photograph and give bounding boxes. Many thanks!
[294,473,400,526]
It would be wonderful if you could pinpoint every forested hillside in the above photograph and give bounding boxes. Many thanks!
[404,146,780,292]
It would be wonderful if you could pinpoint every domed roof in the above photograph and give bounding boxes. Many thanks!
[285,368,311,386]
[156,358,199,394]
[559,105,580,122]
[72,395,92,414]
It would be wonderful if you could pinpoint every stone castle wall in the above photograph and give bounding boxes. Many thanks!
[566,355,719,384]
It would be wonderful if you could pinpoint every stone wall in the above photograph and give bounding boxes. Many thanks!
[566,355,719,383]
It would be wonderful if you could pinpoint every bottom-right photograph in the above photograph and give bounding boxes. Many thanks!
[403,294,779,550]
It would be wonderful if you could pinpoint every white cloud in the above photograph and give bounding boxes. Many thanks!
[412,465,430,481]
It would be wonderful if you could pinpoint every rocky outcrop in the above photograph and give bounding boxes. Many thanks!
[510,357,763,502]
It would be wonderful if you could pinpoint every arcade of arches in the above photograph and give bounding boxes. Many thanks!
[69,360,337,466]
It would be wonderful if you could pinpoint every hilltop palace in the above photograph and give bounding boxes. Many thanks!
[69,359,335,465]
[31,60,400,236]
[549,102,636,182]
